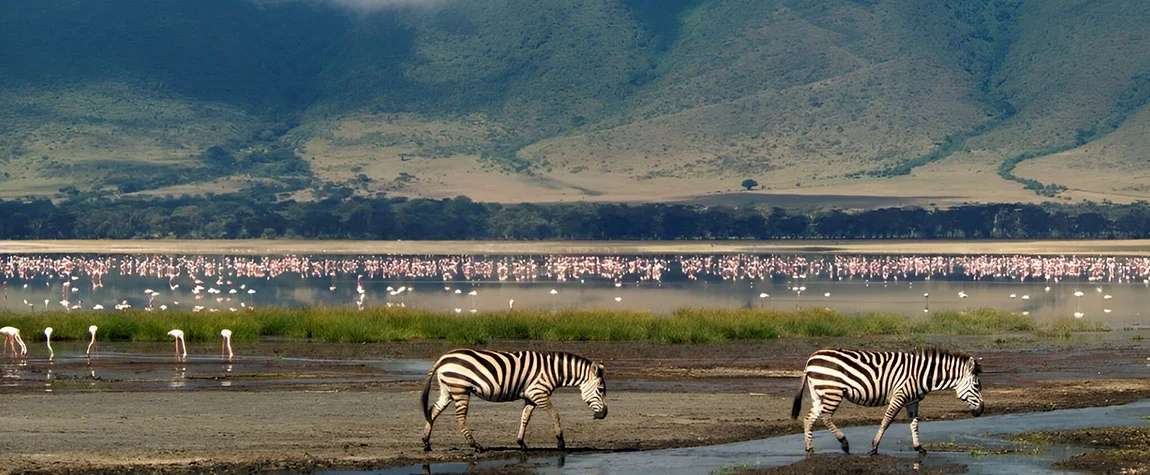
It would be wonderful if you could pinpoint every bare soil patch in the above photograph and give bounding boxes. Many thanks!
[0,338,1144,474]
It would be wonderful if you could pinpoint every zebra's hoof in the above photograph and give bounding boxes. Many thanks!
[839,438,850,454]
[423,442,432,452]
[914,445,928,455]
[805,448,815,456]
[868,449,879,456]
[471,443,486,453]
[518,440,528,451]
[557,436,566,451]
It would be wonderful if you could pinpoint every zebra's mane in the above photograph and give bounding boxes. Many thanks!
[913,347,974,359]
[545,351,592,362]
[914,347,980,373]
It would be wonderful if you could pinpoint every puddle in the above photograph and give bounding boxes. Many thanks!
[332,399,1150,475]
[0,348,431,392]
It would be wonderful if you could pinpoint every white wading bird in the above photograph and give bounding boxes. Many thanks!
[167,329,187,360]
[220,329,234,360]
[0,326,27,357]
[86,325,98,357]
[44,327,54,359]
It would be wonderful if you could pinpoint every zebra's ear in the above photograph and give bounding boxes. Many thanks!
[968,356,981,373]
[595,363,605,378]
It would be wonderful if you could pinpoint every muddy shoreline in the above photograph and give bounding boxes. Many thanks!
[0,337,1146,474]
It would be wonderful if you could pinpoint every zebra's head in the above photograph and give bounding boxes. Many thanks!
[954,356,984,417]
[579,362,608,420]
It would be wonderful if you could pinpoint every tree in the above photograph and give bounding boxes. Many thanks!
[741,179,759,190]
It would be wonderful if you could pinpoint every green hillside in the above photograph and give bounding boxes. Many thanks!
[1,0,1147,206]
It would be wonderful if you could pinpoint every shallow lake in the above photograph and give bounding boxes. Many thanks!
[2,253,1149,327]
[329,399,1150,475]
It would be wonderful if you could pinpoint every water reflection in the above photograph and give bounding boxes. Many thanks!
[0,253,1148,326]
[170,364,186,389]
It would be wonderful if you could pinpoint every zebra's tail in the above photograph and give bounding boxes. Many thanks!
[421,360,442,423]
[791,373,808,419]
[421,372,433,422]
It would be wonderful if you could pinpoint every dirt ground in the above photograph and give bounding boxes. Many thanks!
[2,238,1150,256]
[0,338,1146,474]
[1014,427,1150,474]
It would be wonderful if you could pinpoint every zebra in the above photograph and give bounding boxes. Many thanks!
[791,347,984,455]
[420,348,608,452]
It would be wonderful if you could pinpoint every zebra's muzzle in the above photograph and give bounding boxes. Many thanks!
[971,404,984,417]
[593,407,608,419]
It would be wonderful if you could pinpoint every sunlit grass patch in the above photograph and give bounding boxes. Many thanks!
[0,306,1105,345]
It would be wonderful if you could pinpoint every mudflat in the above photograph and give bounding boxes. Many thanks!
[0,337,1146,474]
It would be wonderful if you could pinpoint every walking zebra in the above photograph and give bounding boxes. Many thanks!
[792,348,983,455]
[421,349,608,452]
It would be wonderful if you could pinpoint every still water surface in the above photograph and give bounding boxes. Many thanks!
[349,399,1150,475]
[2,253,1149,326]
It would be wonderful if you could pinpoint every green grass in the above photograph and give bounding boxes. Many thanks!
[923,440,1026,457]
[1033,317,1110,339]
[0,307,1097,345]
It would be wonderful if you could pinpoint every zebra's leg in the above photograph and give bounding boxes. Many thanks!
[870,395,907,455]
[802,388,828,455]
[517,401,537,451]
[422,380,453,451]
[535,397,565,450]
[451,392,484,452]
[907,401,927,454]
[819,393,849,454]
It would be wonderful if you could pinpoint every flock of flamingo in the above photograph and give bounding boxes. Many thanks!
[0,325,234,361]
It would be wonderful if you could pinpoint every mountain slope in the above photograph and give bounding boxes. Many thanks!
[0,0,1147,206]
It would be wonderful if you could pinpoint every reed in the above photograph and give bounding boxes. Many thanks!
[0,307,1091,345]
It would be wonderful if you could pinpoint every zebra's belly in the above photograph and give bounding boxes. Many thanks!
[843,389,888,407]
[471,388,526,403]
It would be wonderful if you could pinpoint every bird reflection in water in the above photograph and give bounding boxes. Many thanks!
[1,359,23,388]
[170,364,187,389]
[44,362,53,392]
[220,362,233,387]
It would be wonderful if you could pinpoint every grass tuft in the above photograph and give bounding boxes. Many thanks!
[0,307,1102,345]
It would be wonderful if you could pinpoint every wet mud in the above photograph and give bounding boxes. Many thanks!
[0,335,1145,474]
[1012,427,1150,473]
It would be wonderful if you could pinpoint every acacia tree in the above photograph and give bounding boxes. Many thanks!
[741,179,758,190]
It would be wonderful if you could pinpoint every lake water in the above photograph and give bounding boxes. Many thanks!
[356,399,1150,475]
[2,253,1149,326]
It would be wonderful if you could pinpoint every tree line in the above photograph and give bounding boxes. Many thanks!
[1,193,1148,240]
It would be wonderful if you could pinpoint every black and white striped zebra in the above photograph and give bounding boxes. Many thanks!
[791,347,984,455]
[420,348,608,452]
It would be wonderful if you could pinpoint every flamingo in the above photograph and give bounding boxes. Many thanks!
[220,329,234,360]
[167,329,187,360]
[86,325,98,357]
[0,326,27,357]
[44,327,54,359]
